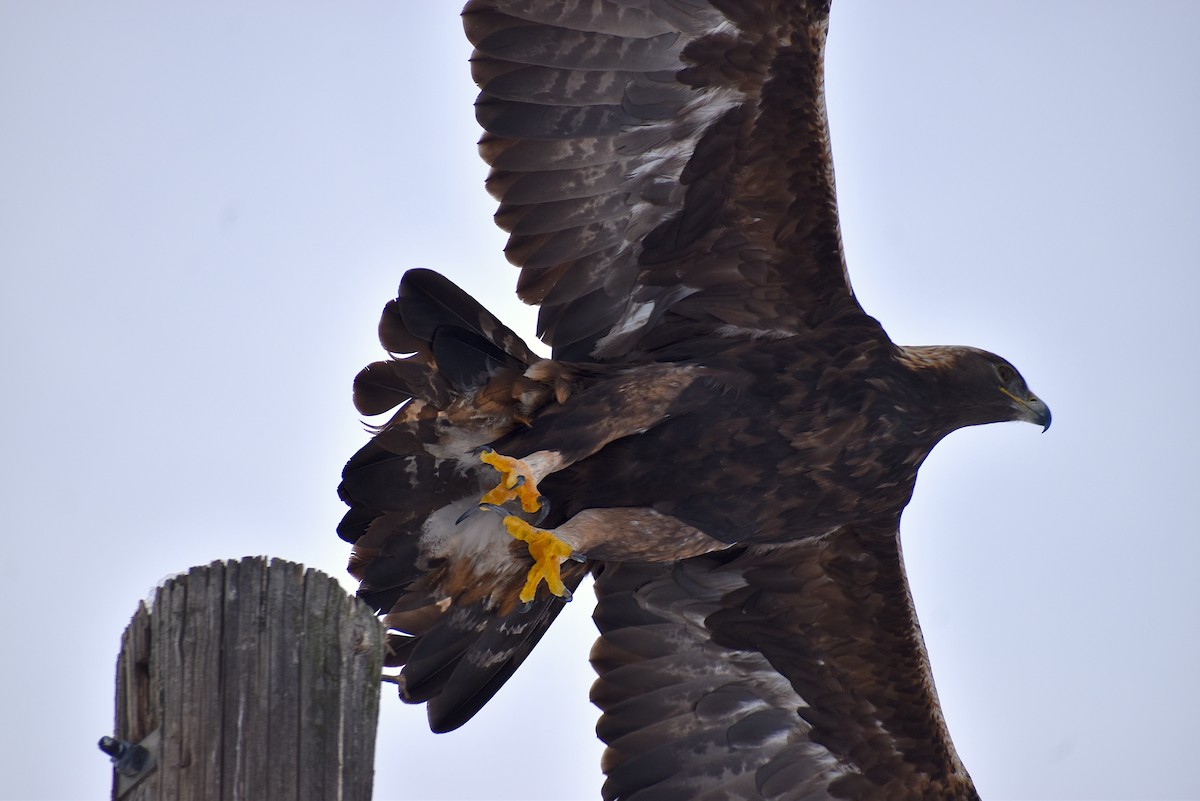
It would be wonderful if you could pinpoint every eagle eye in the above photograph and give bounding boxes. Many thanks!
[996,364,1015,383]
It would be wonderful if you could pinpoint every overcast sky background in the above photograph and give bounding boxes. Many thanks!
[2,3,1198,800]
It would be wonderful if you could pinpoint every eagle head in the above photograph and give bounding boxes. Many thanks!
[901,345,1051,433]
[992,355,1052,432]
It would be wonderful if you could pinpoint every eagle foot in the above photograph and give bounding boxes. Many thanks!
[478,448,544,515]
[500,514,574,605]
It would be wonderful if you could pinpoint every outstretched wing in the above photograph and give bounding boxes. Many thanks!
[590,524,980,801]
[466,0,877,360]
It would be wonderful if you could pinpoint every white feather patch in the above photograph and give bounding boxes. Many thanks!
[421,495,519,580]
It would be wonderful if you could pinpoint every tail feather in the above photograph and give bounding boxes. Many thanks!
[401,614,487,702]
[397,268,539,365]
[430,326,524,391]
[336,505,377,545]
[340,446,475,522]
[350,516,428,609]
[377,297,425,354]
[338,268,583,731]
[352,359,453,415]
[408,586,585,733]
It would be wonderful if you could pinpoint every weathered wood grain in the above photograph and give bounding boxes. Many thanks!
[110,557,384,801]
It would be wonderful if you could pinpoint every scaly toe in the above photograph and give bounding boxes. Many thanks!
[502,515,574,603]
[479,449,543,514]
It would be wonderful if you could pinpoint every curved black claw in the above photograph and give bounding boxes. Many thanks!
[477,503,509,519]
[531,496,551,526]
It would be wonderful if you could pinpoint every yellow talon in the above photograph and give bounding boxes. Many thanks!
[479,449,543,514]
[501,515,573,604]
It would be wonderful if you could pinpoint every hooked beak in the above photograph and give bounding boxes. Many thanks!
[1001,387,1052,432]
[1026,396,1052,432]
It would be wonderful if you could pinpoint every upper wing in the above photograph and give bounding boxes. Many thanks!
[465,0,873,360]
[590,524,980,801]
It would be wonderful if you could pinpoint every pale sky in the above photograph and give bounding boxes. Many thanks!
[1,3,1198,800]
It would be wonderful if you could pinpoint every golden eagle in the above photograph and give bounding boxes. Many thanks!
[338,1,1050,798]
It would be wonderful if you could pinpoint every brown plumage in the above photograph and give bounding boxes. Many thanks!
[338,1,1049,798]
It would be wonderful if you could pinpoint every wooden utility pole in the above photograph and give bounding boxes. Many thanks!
[107,557,384,801]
